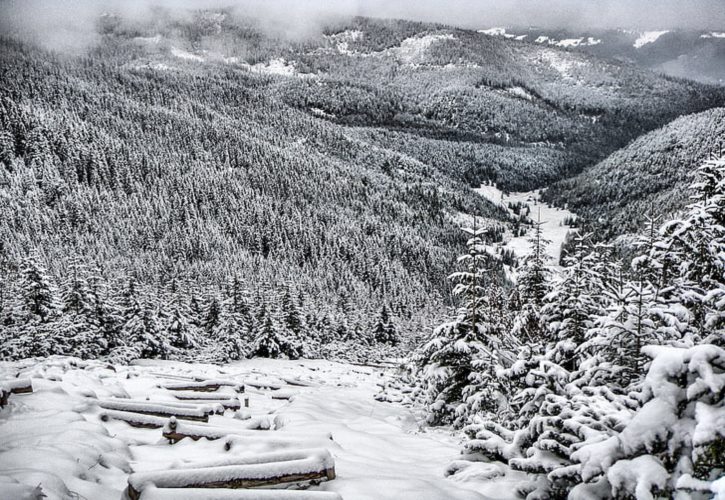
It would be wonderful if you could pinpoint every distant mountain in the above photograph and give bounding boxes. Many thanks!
[479,27,725,85]
[542,107,725,239]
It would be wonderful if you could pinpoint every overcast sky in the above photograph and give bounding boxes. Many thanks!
[1,0,724,54]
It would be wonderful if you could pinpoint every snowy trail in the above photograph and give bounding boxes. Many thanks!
[234,359,498,500]
[0,357,512,500]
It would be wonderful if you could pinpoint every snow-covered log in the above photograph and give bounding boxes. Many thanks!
[136,485,342,500]
[126,448,336,500]
[243,378,282,391]
[271,390,297,401]
[162,417,273,443]
[161,380,244,393]
[98,399,213,421]
[0,378,33,407]
[100,409,170,428]
[172,393,242,409]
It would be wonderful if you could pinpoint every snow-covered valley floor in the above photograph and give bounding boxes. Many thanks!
[476,185,576,264]
[0,357,516,500]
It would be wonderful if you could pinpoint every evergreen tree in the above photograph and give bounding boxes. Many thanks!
[417,221,504,426]
[373,304,399,345]
[16,253,60,324]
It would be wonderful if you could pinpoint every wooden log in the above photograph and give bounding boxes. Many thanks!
[99,400,210,422]
[5,379,33,394]
[100,410,170,429]
[0,378,33,407]
[282,377,316,387]
[1,378,33,394]
[136,486,342,500]
[243,378,282,391]
[172,393,241,410]
[161,380,243,393]
[127,449,336,500]
[271,390,297,401]
[162,418,272,443]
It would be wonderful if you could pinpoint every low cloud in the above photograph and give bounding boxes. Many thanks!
[1,0,723,54]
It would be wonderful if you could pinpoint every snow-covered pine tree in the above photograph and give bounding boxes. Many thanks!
[17,253,60,324]
[251,305,302,360]
[570,344,725,499]
[203,294,222,334]
[659,155,725,345]
[13,253,61,357]
[541,233,603,373]
[373,304,399,345]
[116,279,168,360]
[58,259,107,358]
[213,277,253,361]
[164,279,198,352]
[511,214,552,345]
[417,220,506,426]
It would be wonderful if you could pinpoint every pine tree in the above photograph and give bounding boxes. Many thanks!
[252,309,288,359]
[417,221,504,426]
[165,281,198,351]
[658,155,725,345]
[373,304,399,345]
[17,253,60,324]
[541,233,602,372]
[203,294,222,334]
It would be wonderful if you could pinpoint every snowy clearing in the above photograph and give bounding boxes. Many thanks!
[171,47,205,62]
[392,34,455,64]
[0,356,515,500]
[633,31,669,48]
[476,185,576,264]
[538,49,587,81]
[478,28,515,39]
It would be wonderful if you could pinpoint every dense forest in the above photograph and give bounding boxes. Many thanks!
[1,11,724,362]
[544,107,725,238]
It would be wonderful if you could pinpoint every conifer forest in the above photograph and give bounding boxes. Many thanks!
[1,2,724,499]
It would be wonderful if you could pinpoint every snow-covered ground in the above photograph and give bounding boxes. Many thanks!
[633,30,669,48]
[392,34,455,65]
[476,185,576,264]
[0,357,516,500]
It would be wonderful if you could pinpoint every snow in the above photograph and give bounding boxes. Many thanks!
[539,49,586,81]
[506,86,534,100]
[245,58,299,77]
[633,31,669,48]
[606,456,668,500]
[135,34,163,45]
[701,32,725,38]
[139,486,343,499]
[478,28,515,39]
[326,30,363,55]
[478,28,600,47]
[475,185,576,264]
[171,47,204,62]
[0,356,507,500]
[393,34,456,64]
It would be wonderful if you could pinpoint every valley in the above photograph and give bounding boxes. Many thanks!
[1,3,725,499]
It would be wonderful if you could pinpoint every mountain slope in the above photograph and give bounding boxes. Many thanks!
[479,27,725,85]
[542,107,725,238]
[0,11,724,340]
